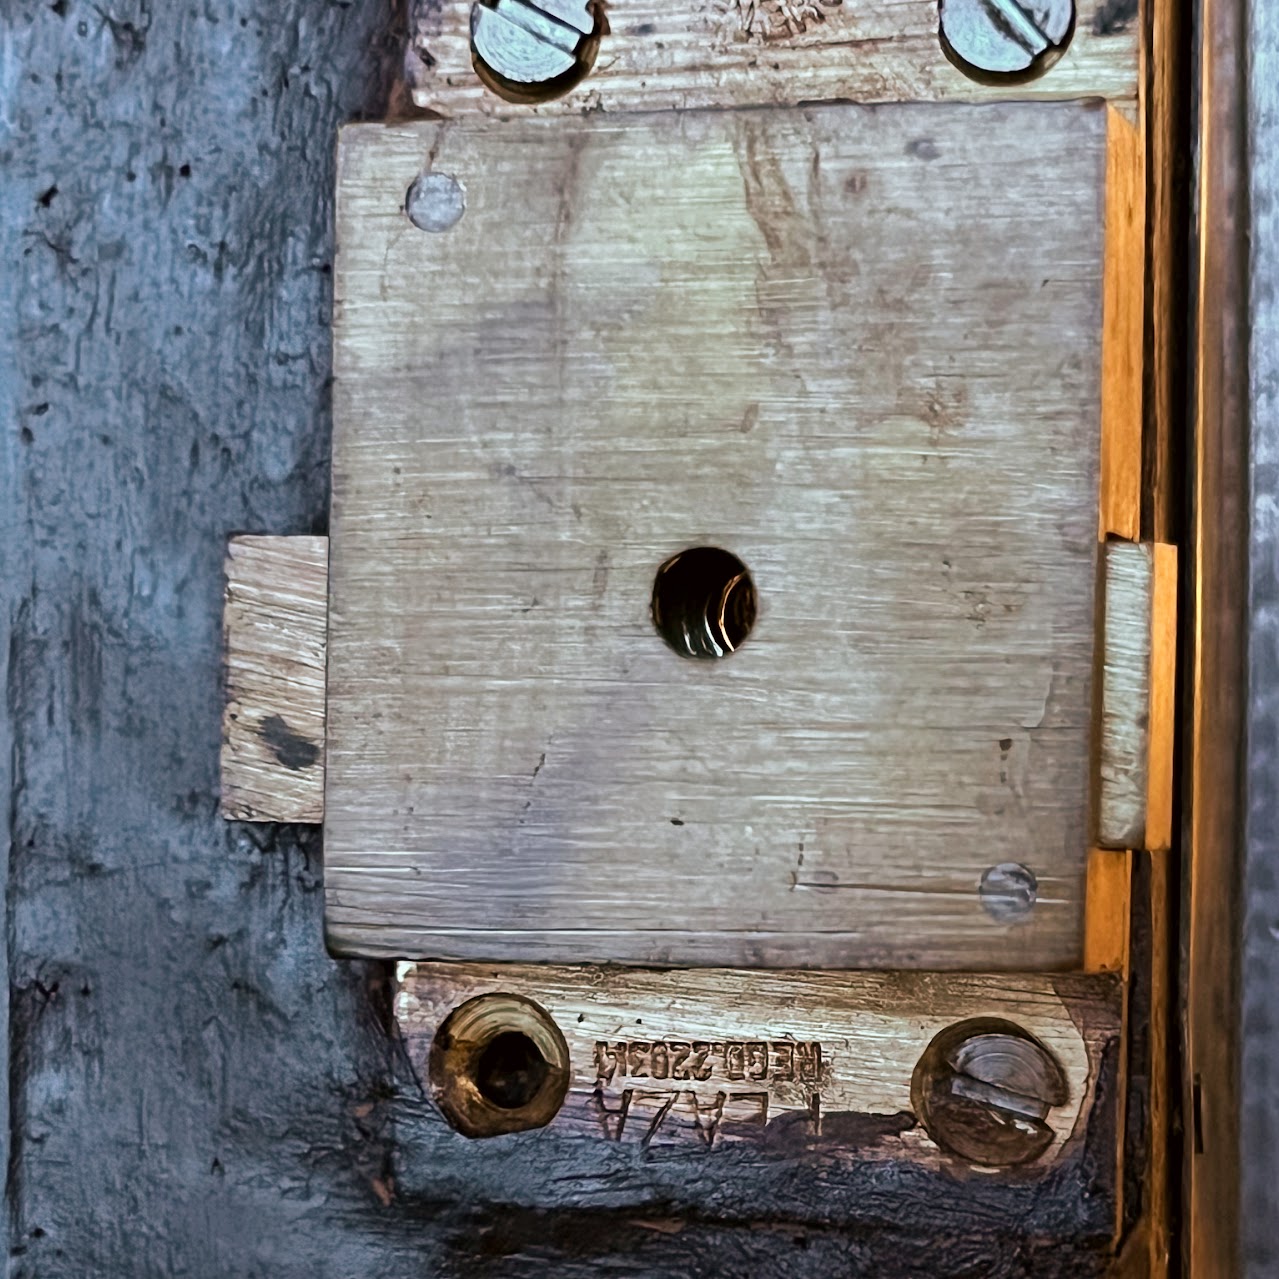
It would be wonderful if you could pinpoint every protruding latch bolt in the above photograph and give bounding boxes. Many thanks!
[470,0,601,102]
[938,0,1075,81]
[912,1018,1070,1166]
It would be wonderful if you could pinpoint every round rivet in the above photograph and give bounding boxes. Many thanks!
[979,861,1037,921]
[938,0,1075,82]
[406,172,466,233]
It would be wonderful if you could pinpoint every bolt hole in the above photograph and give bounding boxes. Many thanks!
[429,993,570,1138]
[470,0,605,105]
[651,547,757,660]
[937,0,1075,85]
[474,1031,551,1109]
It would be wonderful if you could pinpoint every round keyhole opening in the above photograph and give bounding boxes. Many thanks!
[651,547,757,660]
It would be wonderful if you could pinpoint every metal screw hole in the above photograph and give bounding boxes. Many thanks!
[428,993,570,1138]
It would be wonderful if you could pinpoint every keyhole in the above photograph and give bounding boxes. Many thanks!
[651,547,757,659]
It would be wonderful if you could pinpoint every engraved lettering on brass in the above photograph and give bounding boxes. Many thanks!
[588,1087,775,1146]
[594,1040,823,1086]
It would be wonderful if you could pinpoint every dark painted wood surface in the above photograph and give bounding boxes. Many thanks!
[0,2,1135,1274]
[1,4,411,1274]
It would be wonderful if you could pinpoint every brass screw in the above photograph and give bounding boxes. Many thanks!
[938,0,1075,81]
[470,0,599,101]
[912,1018,1069,1166]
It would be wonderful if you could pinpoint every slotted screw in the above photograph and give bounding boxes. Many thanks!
[938,0,1075,79]
[914,1020,1069,1166]
[471,0,596,95]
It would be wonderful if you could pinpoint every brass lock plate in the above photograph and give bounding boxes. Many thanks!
[323,101,1124,970]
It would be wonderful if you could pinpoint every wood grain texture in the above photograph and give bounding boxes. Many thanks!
[1097,850,1174,1279]
[405,0,1139,117]
[326,103,1111,967]
[1143,847,1175,1275]
[396,962,1121,1162]
[1130,0,1186,1252]
[1188,0,1248,1254]
[1096,540,1176,850]
[1142,0,1190,547]
[220,535,328,822]
[1098,542,1153,847]
[1100,106,1146,542]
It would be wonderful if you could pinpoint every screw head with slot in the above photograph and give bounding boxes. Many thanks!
[938,0,1075,80]
[470,0,598,99]
[912,1018,1069,1166]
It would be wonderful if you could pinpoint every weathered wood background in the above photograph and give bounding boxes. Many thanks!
[0,0,1163,1275]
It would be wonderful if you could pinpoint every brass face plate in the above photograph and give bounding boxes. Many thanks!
[325,102,1113,968]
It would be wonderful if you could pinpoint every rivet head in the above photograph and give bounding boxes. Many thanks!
[405,172,466,233]
[912,1018,1069,1166]
[979,861,1037,921]
[938,0,1075,81]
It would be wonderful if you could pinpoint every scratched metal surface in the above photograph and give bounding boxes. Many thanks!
[0,2,1126,1273]
[325,105,1105,970]
[403,0,1140,116]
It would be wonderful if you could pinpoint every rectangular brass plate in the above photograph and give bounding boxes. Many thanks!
[395,964,1118,1156]
[405,0,1139,117]
[326,102,1108,968]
